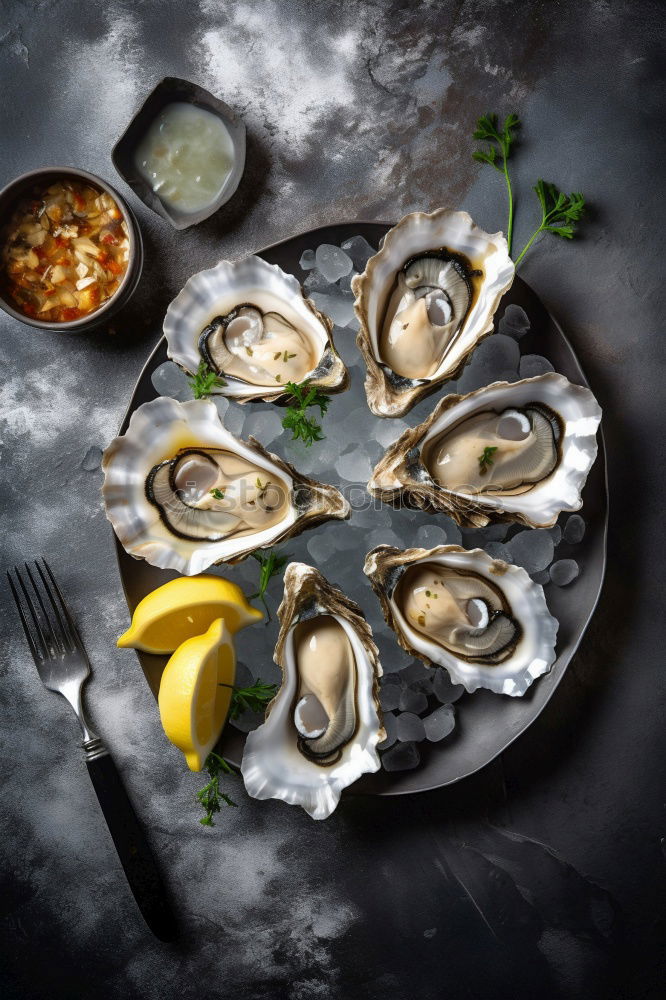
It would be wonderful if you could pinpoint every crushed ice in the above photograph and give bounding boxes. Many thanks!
[149,237,588,773]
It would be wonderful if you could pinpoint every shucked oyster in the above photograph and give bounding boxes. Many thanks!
[353,209,514,417]
[102,398,349,575]
[364,545,558,697]
[241,563,384,819]
[164,255,348,402]
[368,373,602,528]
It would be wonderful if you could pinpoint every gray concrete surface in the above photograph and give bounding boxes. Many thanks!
[1,2,664,998]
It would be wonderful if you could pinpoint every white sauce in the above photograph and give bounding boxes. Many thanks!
[134,102,235,214]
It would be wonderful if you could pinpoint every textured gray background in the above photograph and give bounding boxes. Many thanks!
[1,1,664,998]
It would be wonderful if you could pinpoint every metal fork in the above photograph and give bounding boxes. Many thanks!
[8,559,176,941]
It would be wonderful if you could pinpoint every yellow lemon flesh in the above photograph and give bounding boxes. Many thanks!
[117,575,262,654]
[158,618,236,772]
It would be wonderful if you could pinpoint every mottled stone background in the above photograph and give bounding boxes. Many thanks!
[1,1,664,998]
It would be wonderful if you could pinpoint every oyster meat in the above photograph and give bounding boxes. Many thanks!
[102,397,349,575]
[364,545,558,696]
[164,255,348,402]
[353,209,515,417]
[241,562,384,819]
[368,373,601,528]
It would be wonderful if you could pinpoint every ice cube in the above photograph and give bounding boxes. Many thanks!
[340,234,376,271]
[382,741,420,772]
[373,419,409,449]
[470,333,520,376]
[518,354,555,379]
[433,669,465,704]
[81,446,102,472]
[337,271,358,294]
[549,559,580,586]
[213,396,230,421]
[399,660,431,685]
[336,447,373,483]
[483,541,512,562]
[367,527,403,551]
[306,532,339,565]
[303,268,331,292]
[499,304,530,339]
[151,361,192,400]
[506,528,554,573]
[531,569,551,585]
[396,712,426,742]
[378,711,398,749]
[398,688,428,715]
[380,684,401,713]
[315,244,353,283]
[563,514,586,544]
[241,408,285,445]
[310,289,356,328]
[423,704,455,742]
[299,249,316,270]
[223,403,247,437]
[415,524,450,550]
[549,524,562,546]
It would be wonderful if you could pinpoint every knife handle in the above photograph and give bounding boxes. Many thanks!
[84,740,177,941]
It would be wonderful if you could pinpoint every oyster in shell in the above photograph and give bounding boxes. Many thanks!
[364,545,558,697]
[102,397,349,576]
[353,209,514,417]
[368,373,601,528]
[241,562,384,819]
[163,255,348,403]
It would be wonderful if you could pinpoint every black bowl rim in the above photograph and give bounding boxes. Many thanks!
[111,76,247,231]
[0,165,142,331]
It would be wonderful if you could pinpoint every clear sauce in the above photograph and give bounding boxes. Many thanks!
[134,102,235,214]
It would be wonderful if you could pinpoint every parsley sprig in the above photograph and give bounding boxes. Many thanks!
[250,548,290,621]
[514,181,586,265]
[472,112,520,254]
[188,359,227,399]
[478,445,498,475]
[226,680,278,719]
[196,681,278,825]
[281,380,330,447]
[197,752,237,826]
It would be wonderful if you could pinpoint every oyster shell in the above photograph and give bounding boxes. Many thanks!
[353,209,514,417]
[241,562,384,819]
[364,545,558,697]
[368,373,602,528]
[163,255,348,403]
[102,397,349,576]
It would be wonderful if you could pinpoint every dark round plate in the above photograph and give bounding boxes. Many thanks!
[113,222,608,796]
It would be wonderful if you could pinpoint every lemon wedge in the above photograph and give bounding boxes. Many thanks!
[158,618,236,771]
[117,575,262,654]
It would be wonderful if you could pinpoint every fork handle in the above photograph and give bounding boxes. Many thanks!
[84,742,177,941]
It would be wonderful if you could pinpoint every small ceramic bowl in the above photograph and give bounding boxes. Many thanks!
[0,166,143,332]
[112,77,247,230]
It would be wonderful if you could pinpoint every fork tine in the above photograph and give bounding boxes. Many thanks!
[25,562,65,655]
[40,558,85,654]
[8,567,48,661]
[33,560,70,653]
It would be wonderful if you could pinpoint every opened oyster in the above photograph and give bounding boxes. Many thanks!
[364,545,558,697]
[353,209,515,417]
[163,255,348,402]
[368,373,601,528]
[102,397,349,575]
[241,562,384,819]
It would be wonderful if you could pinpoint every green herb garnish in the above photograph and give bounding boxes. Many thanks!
[197,752,237,826]
[478,446,498,475]
[514,181,586,265]
[250,548,290,621]
[281,380,330,447]
[472,112,520,254]
[224,680,278,719]
[188,359,227,399]
[210,487,225,500]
